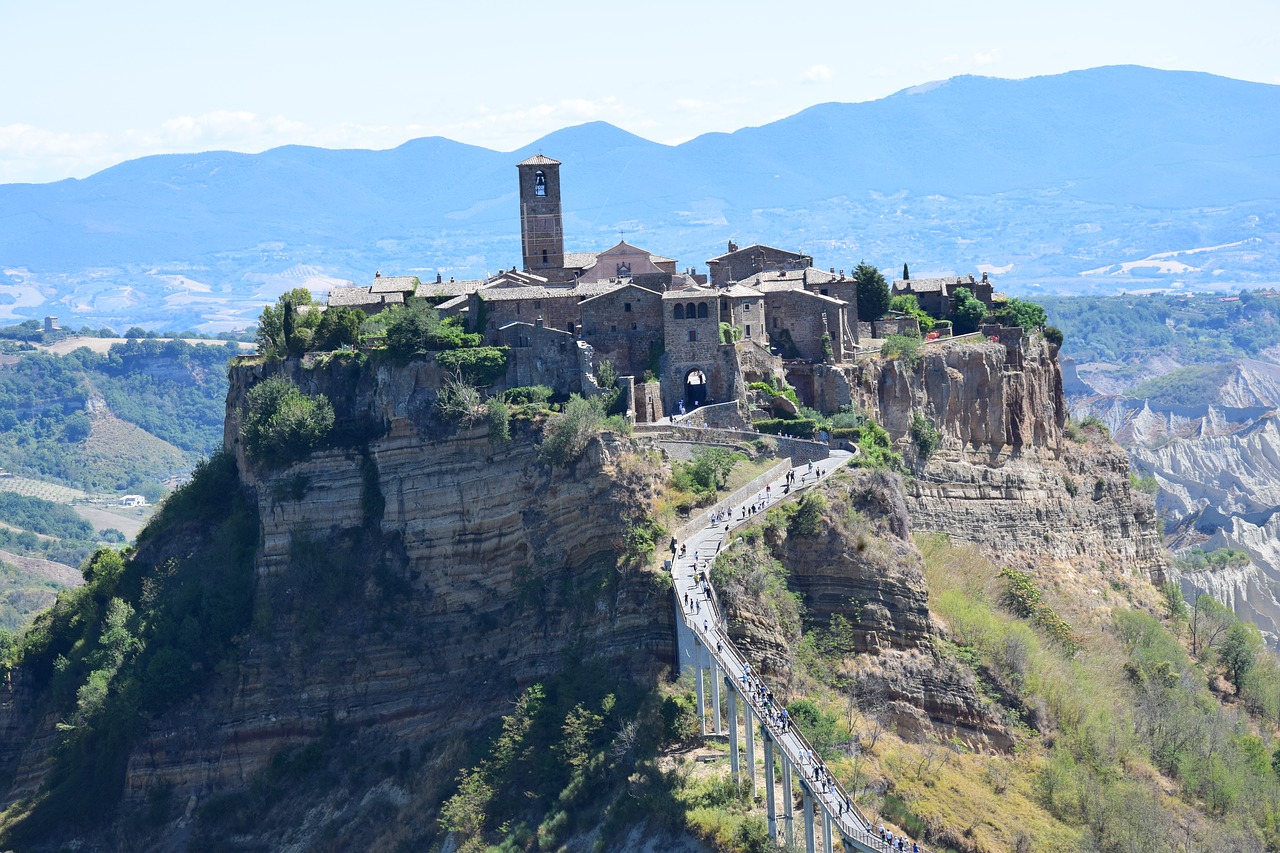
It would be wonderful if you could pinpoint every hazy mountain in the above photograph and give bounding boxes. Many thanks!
[2,65,1279,331]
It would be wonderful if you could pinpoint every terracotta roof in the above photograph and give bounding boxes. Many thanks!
[517,154,561,167]
[369,275,419,294]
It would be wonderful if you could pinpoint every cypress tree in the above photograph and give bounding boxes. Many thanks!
[903,263,910,281]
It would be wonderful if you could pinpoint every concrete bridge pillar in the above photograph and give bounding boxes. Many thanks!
[782,754,794,847]
[802,785,816,853]
[763,734,777,843]
[727,683,740,783]
[694,641,706,735]
[743,703,756,796]
[712,660,721,733]
[822,805,834,853]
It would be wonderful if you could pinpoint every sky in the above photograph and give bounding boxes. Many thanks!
[2,0,1278,185]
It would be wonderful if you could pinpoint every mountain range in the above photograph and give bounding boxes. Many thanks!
[2,65,1279,332]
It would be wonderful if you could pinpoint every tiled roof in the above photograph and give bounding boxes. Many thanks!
[706,243,806,262]
[369,275,419,294]
[476,279,623,302]
[435,295,468,311]
[892,277,955,293]
[417,278,485,298]
[563,252,598,270]
[662,283,717,300]
[721,284,765,298]
[517,154,561,166]
[327,286,383,307]
[737,267,840,290]
[578,283,661,306]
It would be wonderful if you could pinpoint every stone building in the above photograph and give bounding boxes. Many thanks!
[706,242,813,288]
[579,282,664,379]
[517,154,567,279]
[328,152,881,421]
[892,273,995,317]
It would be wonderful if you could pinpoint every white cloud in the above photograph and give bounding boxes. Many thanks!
[973,48,1001,67]
[799,64,834,83]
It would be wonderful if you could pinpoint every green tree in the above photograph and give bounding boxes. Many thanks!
[951,286,987,334]
[902,263,910,281]
[255,288,316,358]
[854,262,891,322]
[311,306,363,351]
[889,294,934,333]
[539,395,604,466]
[909,412,941,462]
[1220,622,1262,692]
[239,376,335,466]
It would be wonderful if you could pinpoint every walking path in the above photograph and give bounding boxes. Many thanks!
[670,449,927,853]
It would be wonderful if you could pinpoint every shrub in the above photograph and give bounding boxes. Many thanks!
[239,376,335,466]
[539,395,604,466]
[504,385,554,406]
[435,346,509,386]
[951,286,988,334]
[1043,325,1064,347]
[881,334,923,368]
[487,396,511,445]
[909,412,941,462]
[753,417,817,438]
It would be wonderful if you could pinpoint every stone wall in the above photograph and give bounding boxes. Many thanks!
[499,321,591,396]
[581,285,664,379]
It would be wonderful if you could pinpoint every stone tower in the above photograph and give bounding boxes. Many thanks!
[517,154,565,275]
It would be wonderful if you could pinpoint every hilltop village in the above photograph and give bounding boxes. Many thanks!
[326,155,1001,421]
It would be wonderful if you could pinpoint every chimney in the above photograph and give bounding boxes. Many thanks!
[830,267,835,274]
[982,272,989,283]
[728,240,738,253]
[535,317,544,328]
[375,271,381,278]
[436,272,442,283]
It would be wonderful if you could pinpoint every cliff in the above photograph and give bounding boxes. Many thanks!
[0,355,677,849]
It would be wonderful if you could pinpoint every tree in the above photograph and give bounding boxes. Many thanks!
[239,375,335,465]
[889,294,934,333]
[312,306,363,351]
[902,263,910,281]
[951,286,987,334]
[1220,622,1262,692]
[255,288,316,358]
[854,262,891,322]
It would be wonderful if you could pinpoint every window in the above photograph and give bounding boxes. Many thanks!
[697,302,708,319]
[686,302,696,318]
[541,249,548,265]
[688,329,698,342]
[611,325,617,332]
[742,303,751,312]
[568,322,576,335]
[746,324,752,337]
[534,300,541,309]
[773,318,779,328]
[624,302,632,312]
[721,300,728,311]
[516,302,521,315]
[674,304,685,320]
[631,322,637,330]
[534,170,546,196]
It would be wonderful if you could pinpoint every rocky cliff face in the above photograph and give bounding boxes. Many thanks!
[821,335,1164,581]
[2,356,677,841]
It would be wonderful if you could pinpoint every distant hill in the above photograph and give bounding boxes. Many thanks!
[2,65,1279,331]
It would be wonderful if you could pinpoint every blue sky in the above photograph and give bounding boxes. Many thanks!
[2,0,1277,184]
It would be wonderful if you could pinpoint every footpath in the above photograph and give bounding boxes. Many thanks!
[670,449,927,853]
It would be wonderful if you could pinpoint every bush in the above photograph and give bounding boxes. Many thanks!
[951,286,988,334]
[504,385,554,407]
[909,412,941,462]
[1043,325,1064,347]
[539,395,605,466]
[881,334,923,368]
[435,346,509,386]
[239,376,335,466]
[753,418,817,438]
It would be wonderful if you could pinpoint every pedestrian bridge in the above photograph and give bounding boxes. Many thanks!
[670,450,924,853]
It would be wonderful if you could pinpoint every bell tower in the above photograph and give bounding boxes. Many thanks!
[517,154,565,275]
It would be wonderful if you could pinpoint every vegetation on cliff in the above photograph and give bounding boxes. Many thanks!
[0,452,257,844]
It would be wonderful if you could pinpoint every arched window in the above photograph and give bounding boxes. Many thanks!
[686,302,696,319]
[697,302,708,319]
[534,170,547,197]
[674,304,685,320]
